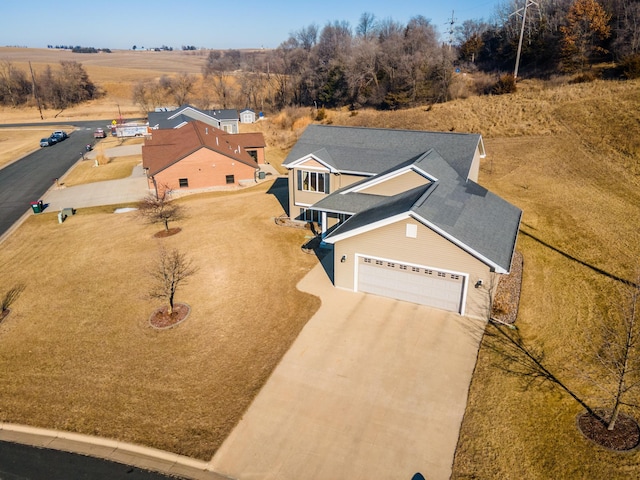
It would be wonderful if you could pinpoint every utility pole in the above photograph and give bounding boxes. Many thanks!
[28,61,43,120]
[511,0,538,80]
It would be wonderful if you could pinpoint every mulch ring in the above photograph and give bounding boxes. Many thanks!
[577,409,640,451]
[492,250,524,325]
[149,303,191,330]
[0,308,10,324]
[153,227,182,238]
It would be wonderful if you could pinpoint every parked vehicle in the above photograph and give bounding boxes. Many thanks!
[52,130,68,141]
[40,137,56,147]
[93,128,106,138]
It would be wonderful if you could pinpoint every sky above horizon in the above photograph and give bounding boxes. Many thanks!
[1,0,504,50]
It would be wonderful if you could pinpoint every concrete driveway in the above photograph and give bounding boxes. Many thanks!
[210,263,484,480]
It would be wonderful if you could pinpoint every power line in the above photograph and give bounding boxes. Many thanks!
[510,0,539,80]
[445,10,457,50]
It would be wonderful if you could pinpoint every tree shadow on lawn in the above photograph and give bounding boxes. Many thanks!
[519,228,638,288]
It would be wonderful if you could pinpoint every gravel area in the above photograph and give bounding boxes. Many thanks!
[492,250,524,325]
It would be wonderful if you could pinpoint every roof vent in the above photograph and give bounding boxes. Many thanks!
[205,127,208,135]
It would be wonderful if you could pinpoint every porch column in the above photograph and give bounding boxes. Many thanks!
[321,212,328,237]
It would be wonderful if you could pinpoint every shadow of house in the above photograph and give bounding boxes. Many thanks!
[267,177,289,216]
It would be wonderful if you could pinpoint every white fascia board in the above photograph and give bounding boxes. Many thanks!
[411,213,507,274]
[339,169,376,177]
[285,154,336,172]
[478,137,486,158]
[312,207,356,215]
[322,212,410,244]
[168,106,201,120]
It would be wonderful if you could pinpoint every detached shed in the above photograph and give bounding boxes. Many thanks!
[240,109,256,124]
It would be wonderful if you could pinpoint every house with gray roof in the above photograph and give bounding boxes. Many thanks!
[282,125,522,318]
[148,105,239,133]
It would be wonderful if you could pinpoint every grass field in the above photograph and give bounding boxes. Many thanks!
[1,47,640,475]
[0,182,320,459]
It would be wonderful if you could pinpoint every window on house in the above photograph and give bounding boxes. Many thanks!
[297,170,330,193]
[247,150,258,162]
[179,178,189,188]
[226,175,235,184]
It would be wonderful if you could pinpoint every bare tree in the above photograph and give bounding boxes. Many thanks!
[479,272,640,431]
[575,274,640,430]
[137,189,185,233]
[149,248,198,314]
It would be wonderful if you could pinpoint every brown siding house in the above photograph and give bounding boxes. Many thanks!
[282,125,521,318]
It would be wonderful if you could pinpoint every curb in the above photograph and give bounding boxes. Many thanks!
[0,423,232,480]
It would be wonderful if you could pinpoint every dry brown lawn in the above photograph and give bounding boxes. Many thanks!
[62,155,141,186]
[0,181,320,459]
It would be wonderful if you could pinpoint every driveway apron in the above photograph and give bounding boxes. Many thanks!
[210,263,484,480]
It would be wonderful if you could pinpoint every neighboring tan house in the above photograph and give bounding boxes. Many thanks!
[142,120,264,194]
[148,105,240,134]
[282,125,522,318]
[239,109,256,123]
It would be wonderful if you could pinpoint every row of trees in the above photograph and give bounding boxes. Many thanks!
[133,1,639,114]
[458,0,640,75]
[0,60,99,109]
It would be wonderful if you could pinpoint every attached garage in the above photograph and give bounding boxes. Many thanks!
[356,256,466,313]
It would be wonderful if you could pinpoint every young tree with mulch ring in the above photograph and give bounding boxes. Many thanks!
[479,272,640,451]
[148,248,198,328]
[137,189,185,236]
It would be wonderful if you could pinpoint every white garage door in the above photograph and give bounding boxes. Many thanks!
[357,256,465,313]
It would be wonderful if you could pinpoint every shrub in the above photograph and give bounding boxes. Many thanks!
[491,74,517,95]
[621,54,640,79]
[569,71,598,84]
[315,107,327,121]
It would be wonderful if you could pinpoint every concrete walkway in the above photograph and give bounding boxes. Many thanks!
[210,264,484,480]
[43,164,149,211]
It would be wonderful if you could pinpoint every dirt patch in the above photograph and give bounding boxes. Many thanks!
[578,410,640,451]
[149,303,191,330]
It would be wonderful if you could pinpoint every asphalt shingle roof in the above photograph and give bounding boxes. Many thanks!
[142,120,260,176]
[283,124,482,179]
[293,126,522,273]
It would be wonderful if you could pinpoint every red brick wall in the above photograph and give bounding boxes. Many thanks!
[149,149,257,192]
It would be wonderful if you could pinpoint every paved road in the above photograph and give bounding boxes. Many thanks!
[0,120,111,237]
[0,440,185,480]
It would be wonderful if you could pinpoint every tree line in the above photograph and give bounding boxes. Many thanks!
[458,0,640,77]
[134,1,638,114]
[0,60,99,109]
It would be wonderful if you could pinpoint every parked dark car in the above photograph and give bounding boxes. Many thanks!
[40,137,56,147]
[52,130,68,141]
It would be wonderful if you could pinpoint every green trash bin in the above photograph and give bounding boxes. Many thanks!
[30,201,42,214]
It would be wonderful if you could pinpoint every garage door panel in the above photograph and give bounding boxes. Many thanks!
[358,258,464,313]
